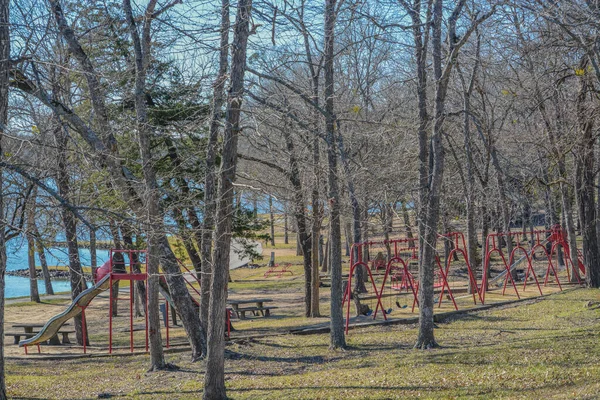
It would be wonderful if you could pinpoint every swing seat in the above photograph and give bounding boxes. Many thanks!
[385,308,392,315]
[395,301,407,309]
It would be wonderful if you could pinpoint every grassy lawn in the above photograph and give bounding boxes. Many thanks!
[6,287,600,399]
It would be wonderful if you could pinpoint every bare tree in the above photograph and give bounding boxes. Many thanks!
[0,0,9,394]
[203,0,252,397]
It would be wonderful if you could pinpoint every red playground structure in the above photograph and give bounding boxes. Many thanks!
[343,233,481,334]
[342,225,585,334]
[19,248,208,354]
[481,225,584,303]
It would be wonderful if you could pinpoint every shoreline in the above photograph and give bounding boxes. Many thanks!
[6,268,93,281]
[48,241,113,250]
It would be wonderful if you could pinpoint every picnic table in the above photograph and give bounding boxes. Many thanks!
[227,298,277,319]
[7,323,74,345]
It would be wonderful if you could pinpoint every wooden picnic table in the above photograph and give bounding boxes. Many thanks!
[227,298,277,319]
[9,323,73,345]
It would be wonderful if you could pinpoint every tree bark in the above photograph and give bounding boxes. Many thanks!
[36,238,53,295]
[29,194,54,296]
[284,209,289,244]
[0,0,8,393]
[26,188,41,303]
[281,123,312,316]
[200,0,230,346]
[89,223,97,281]
[269,195,275,246]
[324,0,346,350]
[55,121,88,346]
[402,202,415,247]
[122,0,167,368]
[203,1,251,397]
[124,0,208,366]
[458,48,481,291]
[413,0,488,348]
[122,227,146,317]
[576,69,600,287]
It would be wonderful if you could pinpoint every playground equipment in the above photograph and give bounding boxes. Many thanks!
[481,224,584,304]
[20,249,149,354]
[411,232,482,310]
[20,249,206,354]
[343,234,473,334]
[264,262,293,278]
[19,274,113,354]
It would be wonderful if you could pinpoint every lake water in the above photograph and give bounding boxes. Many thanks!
[5,241,110,299]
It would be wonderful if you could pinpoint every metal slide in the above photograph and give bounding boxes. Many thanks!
[19,274,114,347]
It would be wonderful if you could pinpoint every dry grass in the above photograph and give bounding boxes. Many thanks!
[6,218,595,398]
[5,288,600,399]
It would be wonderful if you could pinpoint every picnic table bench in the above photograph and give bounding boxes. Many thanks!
[7,323,74,345]
[227,298,277,319]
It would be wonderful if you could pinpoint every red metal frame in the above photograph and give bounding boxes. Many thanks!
[23,249,207,355]
[482,233,522,303]
[343,236,462,334]
[108,249,149,354]
[264,262,294,278]
[481,225,583,304]
[441,232,483,305]
[547,225,583,286]
[411,255,458,312]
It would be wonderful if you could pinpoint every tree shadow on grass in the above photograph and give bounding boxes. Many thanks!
[437,313,511,324]
[226,350,328,365]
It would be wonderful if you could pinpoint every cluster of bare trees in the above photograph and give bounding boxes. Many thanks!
[0,0,599,398]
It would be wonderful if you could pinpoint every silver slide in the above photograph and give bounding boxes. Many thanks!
[19,274,114,347]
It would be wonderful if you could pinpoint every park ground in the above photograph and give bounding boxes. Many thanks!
[5,219,600,399]
[5,286,600,399]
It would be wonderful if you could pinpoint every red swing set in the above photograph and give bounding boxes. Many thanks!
[341,225,586,334]
[343,233,480,334]
[480,224,584,304]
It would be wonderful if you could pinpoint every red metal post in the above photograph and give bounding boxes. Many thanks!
[109,273,113,354]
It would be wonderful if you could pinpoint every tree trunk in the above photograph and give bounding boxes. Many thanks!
[26,187,41,302]
[576,71,600,287]
[281,120,312,316]
[322,235,330,273]
[203,1,251,397]
[310,122,321,318]
[54,119,88,345]
[122,228,146,317]
[269,195,275,246]
[0,0,8,392]
[27,229,40,303]
[323,0,346,350]
[123,0,166,368]
[296,232,303,256]
[402,202,415,248]
[284,209,289,244]
[159,237,205,359]
[337,132,364,294]
[490,143,513,263]
[108,221,121,316]
[481,184,489,285]
[200,0,230,350]
[36,238,53,295]
[415,0,476,349]
[344,221,351,257]
[597,138,600,242]
[458,53,481,291]
[89,224,97,281]
[29,193,54,296]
